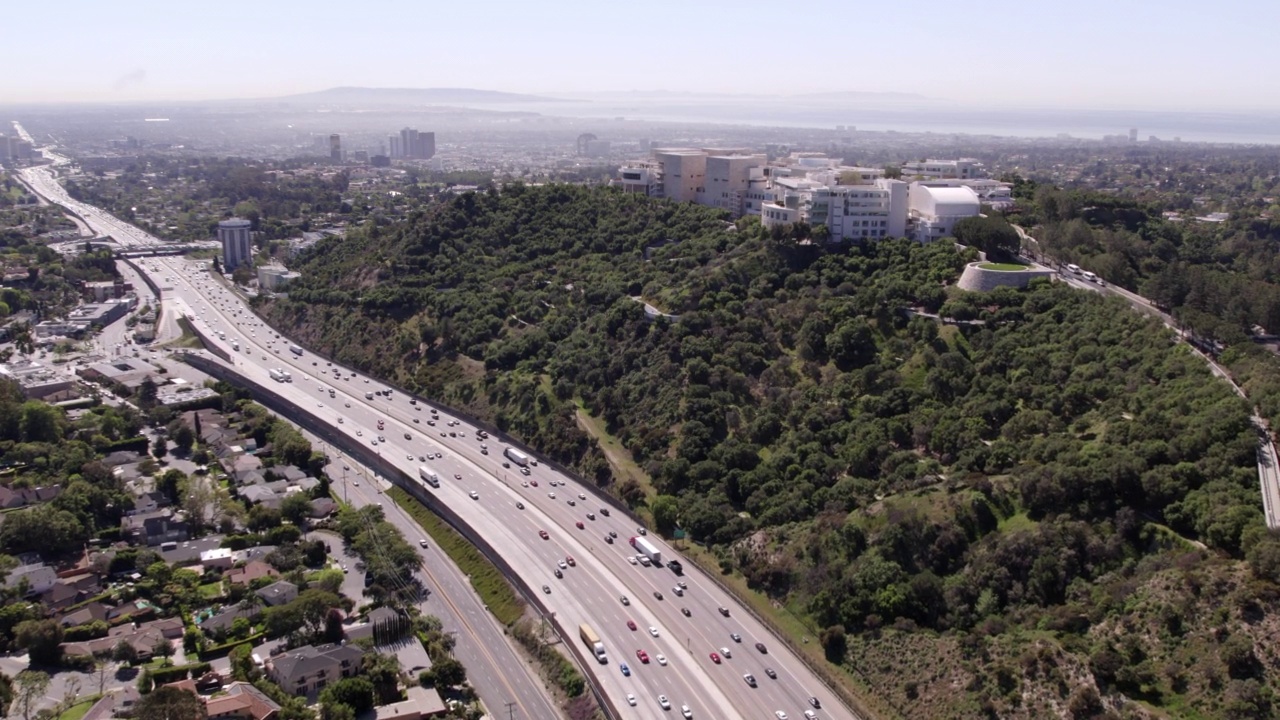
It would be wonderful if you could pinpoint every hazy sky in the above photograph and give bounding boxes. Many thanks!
[7,0,1278,110]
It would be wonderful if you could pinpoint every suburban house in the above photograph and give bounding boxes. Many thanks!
[255,580,298,607]
[128,491,172,516]
[58,600,116,628]
[122,509,190,545]
[61,617,184,658]
[161,680,281,720]
[308,498,338,518]
[81,687,141,720]
[225,560,279,586]
[41,574,102,611]
[266,643,365,696]
[200,606,259,636]
[0,485,62,509]
[373,686,448,720]
[4,563,57,595]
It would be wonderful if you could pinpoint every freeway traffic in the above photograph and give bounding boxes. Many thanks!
[18,139,856,719]
[169,257,845,718]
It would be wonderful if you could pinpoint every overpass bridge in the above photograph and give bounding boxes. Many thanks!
[115,245,208,258]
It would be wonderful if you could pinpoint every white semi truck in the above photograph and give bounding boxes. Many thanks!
[504,447,529,467]
[418,465,440,488]
[630,535,662,565]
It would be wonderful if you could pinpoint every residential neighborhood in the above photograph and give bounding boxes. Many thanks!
[0,378,477,720]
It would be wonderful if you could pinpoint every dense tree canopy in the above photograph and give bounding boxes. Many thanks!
[266,183,1275,718]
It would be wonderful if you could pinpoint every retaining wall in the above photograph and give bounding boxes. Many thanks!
[956,261,1055,292]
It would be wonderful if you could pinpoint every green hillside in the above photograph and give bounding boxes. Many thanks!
[262,184,1280,719]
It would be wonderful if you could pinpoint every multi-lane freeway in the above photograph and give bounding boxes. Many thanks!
[17,132,859,720]
[163,257,849,719]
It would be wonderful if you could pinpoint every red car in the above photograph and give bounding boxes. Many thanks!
[710,652,721,664]
[575,521,584,529]
[636,649,650,664]
[538,530,549,540]
[530,480,538,486]
[566,556,576,567]
[627,620,637,631]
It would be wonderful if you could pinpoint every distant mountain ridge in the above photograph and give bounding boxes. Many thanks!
[272,86,565,105]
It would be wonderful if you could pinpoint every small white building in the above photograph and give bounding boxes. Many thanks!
[616,165,656,195]
[257,265,300,292]
[760,202,800,230]
[901,159,984,180]
[907,184,981,242]
[200,548,235,571]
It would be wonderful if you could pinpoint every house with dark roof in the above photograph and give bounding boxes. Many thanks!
[81,686,140,720]
[41,575,101,611]
[271,466,307,483]
[239,485,281,508]
[128,491,171,516]
[58,601,113,627]
[60,617,183,659]
[266,643,365,696]
[200,606,259,635]
[255,580,297,607]
[122,509,189,546]
[101,450,141,467]
[0,485,63,510]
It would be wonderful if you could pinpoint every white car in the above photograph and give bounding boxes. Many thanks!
[627,556,638,565]
[626,694,636,706]
[648,626,659,637]
[469,491,479,500]
[682,706,692,719]
[719,647,732,659]
[658,696,670,710]
[656,654,667,666]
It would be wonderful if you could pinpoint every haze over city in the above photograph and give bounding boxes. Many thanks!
[5,3,1280,720]
[6,0,1280,112]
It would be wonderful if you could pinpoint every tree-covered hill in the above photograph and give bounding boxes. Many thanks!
[263,184,1280,719]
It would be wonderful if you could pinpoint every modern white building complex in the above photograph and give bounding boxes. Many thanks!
[621,150,994,243]
[218,218,253,271]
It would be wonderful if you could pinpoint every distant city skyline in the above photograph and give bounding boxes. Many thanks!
[5,0,1279,112]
